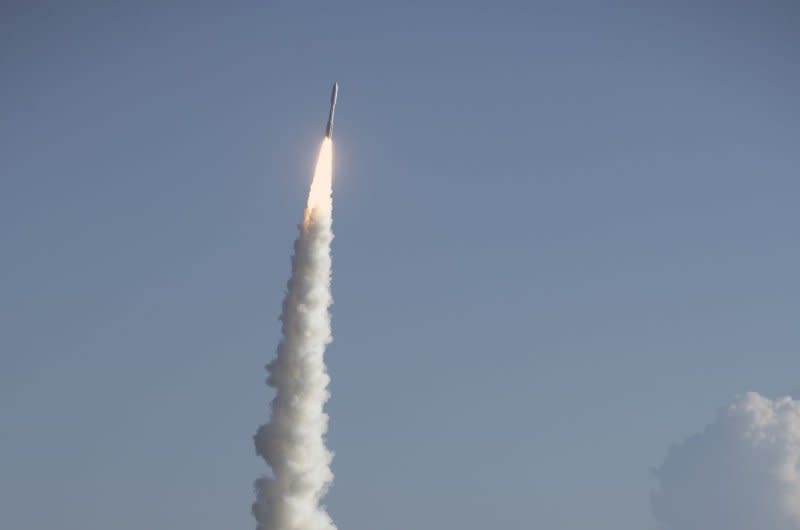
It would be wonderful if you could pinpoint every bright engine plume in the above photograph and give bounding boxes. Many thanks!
[252,129,336,529]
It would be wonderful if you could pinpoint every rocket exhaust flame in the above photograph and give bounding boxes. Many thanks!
[253,129,336,528]
[305,137,333,223]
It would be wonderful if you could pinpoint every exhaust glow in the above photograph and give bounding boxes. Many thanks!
[305,137,333,223]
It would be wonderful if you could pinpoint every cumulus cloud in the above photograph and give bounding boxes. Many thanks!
[652,392,800,530]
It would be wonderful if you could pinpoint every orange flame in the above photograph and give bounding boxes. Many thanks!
[303,137,333,225]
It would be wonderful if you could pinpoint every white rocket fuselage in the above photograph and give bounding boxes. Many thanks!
[325,82,338,138]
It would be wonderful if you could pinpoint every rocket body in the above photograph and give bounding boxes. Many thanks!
[325,82,338,138]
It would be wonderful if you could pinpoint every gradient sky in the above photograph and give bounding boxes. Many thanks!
[2,4,799,530]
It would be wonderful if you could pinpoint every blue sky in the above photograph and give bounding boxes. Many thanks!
[2,4,799,530]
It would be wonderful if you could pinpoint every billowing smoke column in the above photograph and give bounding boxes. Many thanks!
[253,136,336,530]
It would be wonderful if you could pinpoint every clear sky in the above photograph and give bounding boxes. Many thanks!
[2,4,798,530]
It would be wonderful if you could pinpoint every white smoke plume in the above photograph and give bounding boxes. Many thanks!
[652,392,800,530]
[253,138,336,530]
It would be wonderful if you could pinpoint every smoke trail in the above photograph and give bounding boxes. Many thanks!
[253,138,336,530]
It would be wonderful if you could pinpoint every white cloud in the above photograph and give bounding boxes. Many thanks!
[652,392,800,530]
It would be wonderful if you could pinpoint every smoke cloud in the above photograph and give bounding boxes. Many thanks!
[253,138,336,530]
[652,392,800,530]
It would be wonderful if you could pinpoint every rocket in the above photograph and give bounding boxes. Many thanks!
[325,82,338,138]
